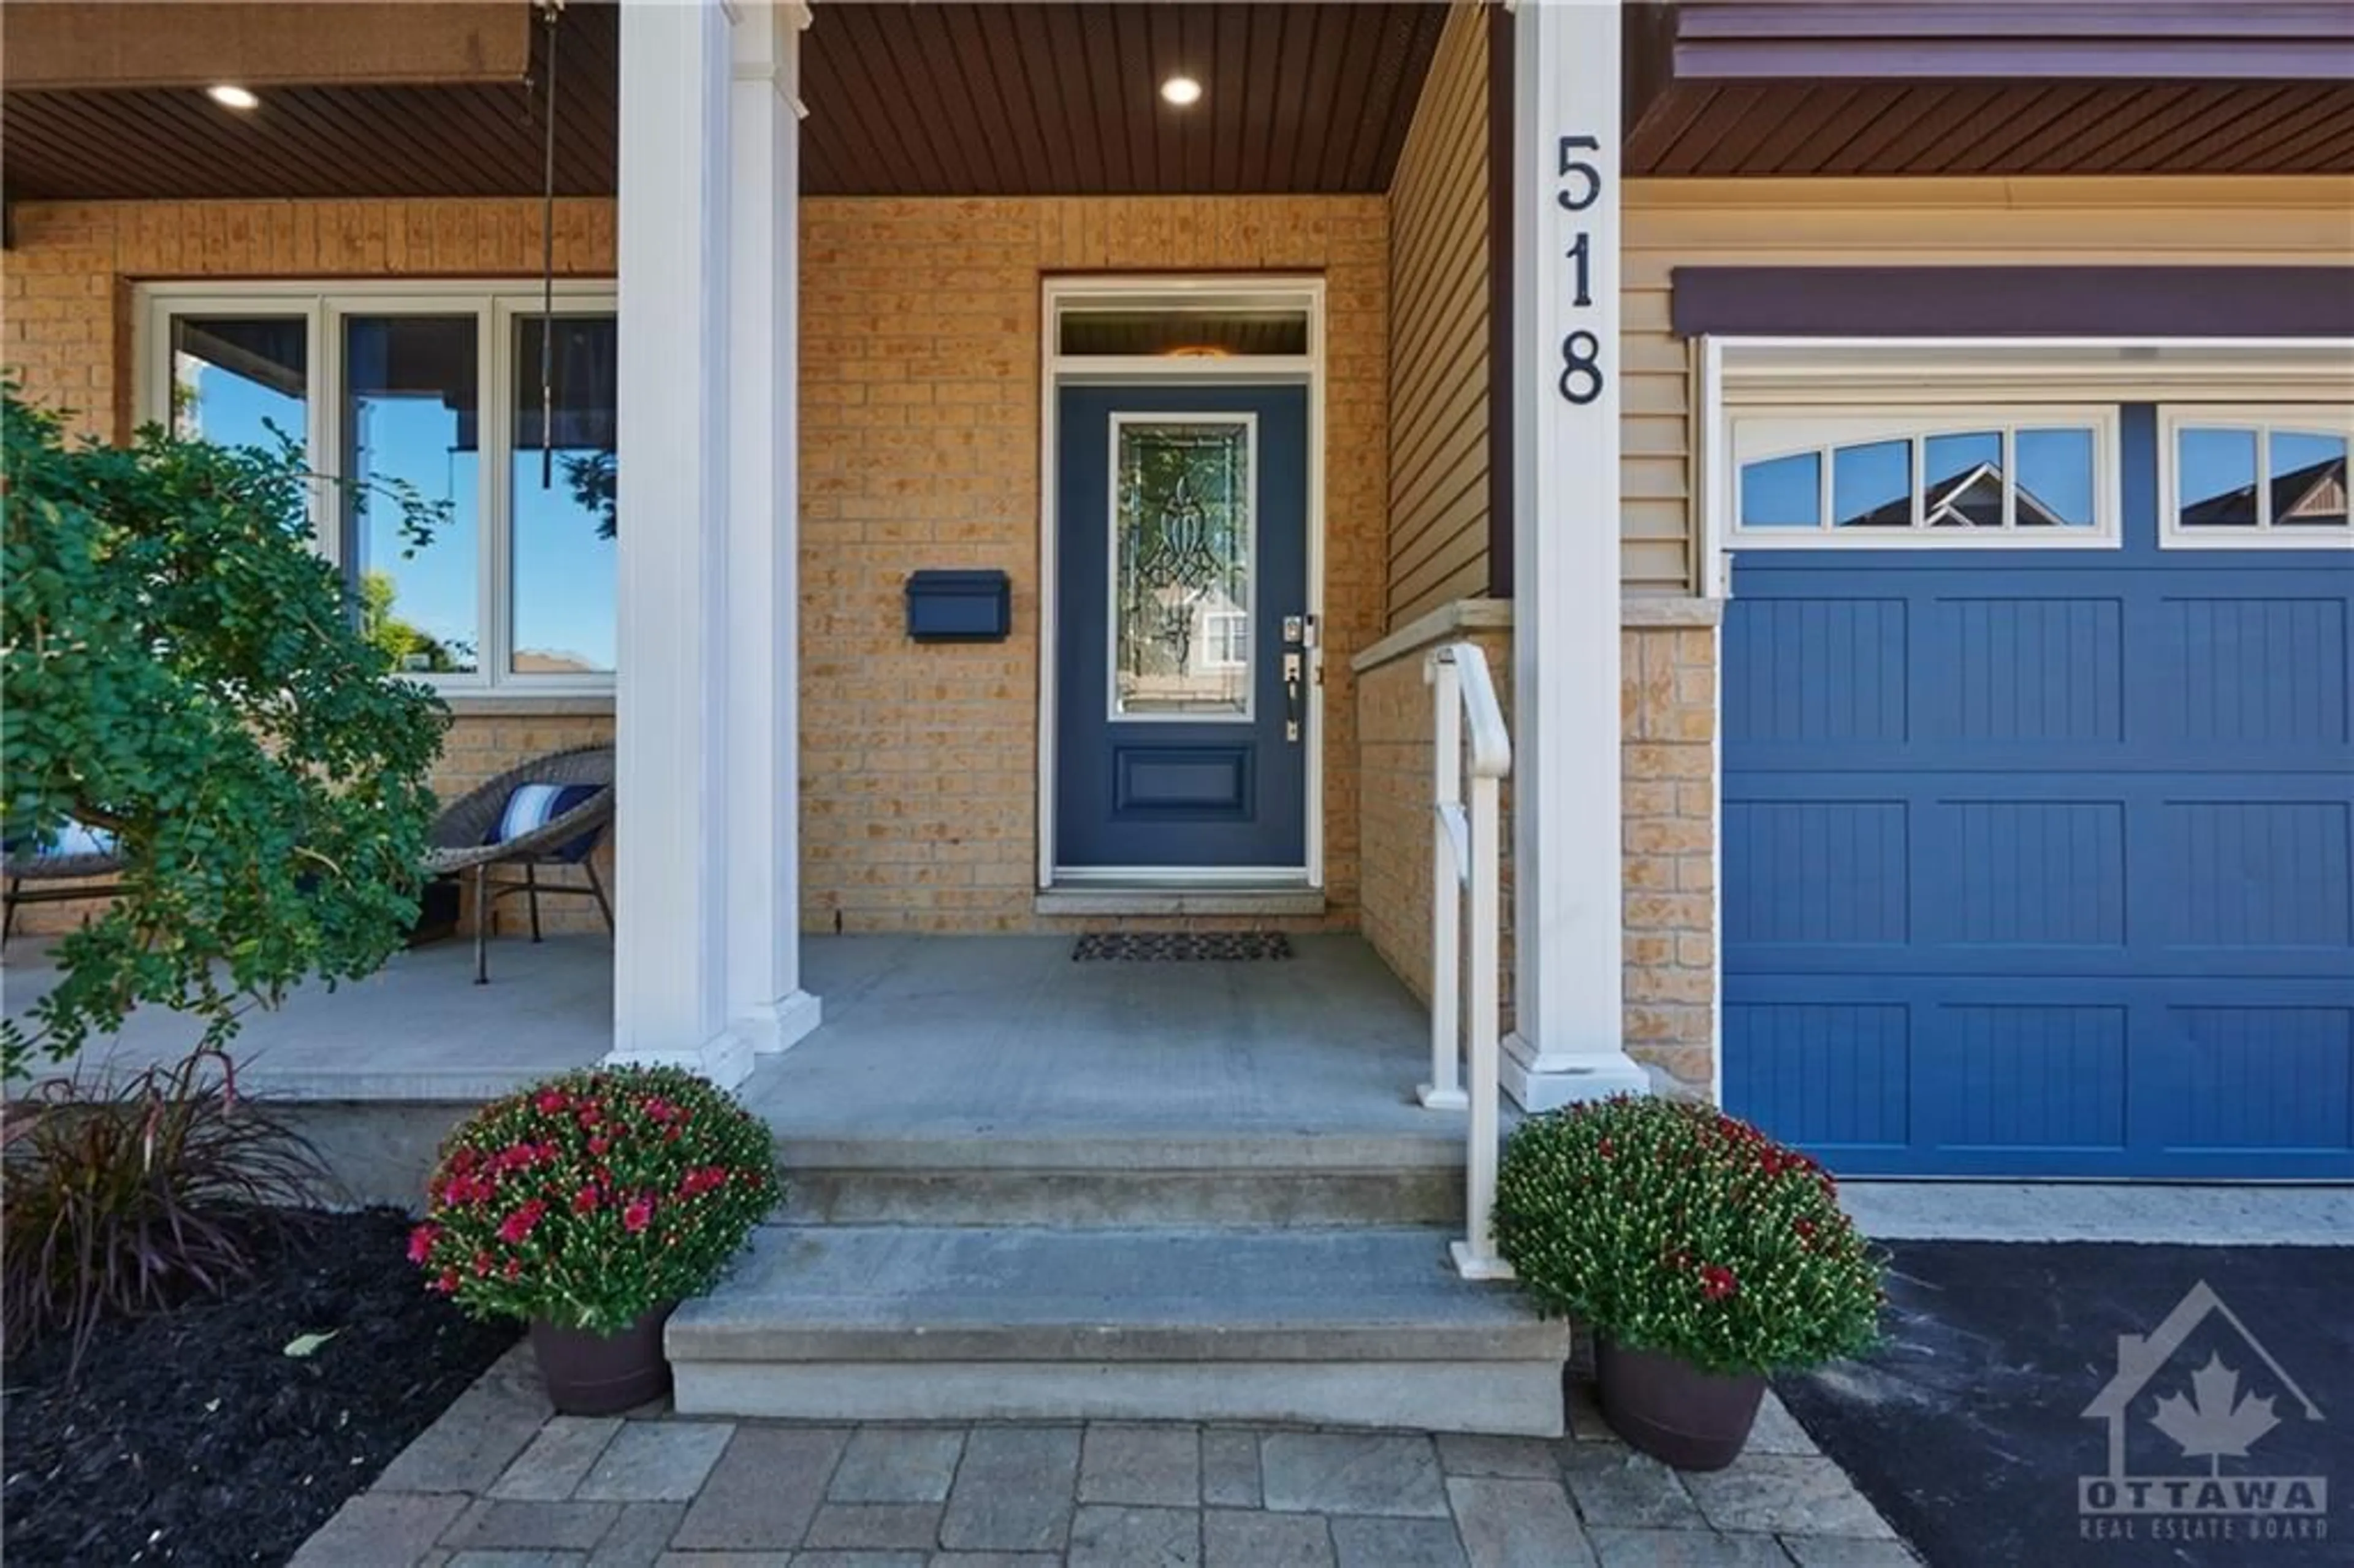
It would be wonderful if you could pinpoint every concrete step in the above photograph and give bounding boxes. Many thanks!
[775,1132,1466,1228]
[668,1225,1567,1436]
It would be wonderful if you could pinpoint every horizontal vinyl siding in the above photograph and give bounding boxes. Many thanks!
[1385,1,1491,628]
[1621,173,2354,595]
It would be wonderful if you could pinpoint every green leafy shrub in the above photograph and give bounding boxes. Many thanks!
[1493,1095,1883,1376]
[411,1067,780,1333]
[1,1045,326,1368]
[2,386,449,1079]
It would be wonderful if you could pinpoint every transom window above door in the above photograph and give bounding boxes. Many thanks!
[1730,408,2118,547]
[143,282,619,695]
[2160,406,2352,547]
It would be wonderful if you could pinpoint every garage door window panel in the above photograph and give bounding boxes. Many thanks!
[1732,409,2118,546]
[2163,408,2353,547]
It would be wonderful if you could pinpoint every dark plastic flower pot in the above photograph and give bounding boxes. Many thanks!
[1595,1339,1767,1471]
[530,1303,676,1415]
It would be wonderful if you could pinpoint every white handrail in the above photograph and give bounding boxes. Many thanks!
[1419,642,1514,1282]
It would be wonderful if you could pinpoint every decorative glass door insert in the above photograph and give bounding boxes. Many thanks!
[1110,415,1255,720]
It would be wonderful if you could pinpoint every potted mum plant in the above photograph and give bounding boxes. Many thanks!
[1493,1094,1882,1471]
[411,1065,779,1414]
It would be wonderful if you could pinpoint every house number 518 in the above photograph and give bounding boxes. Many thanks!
[1555,133,1604,407]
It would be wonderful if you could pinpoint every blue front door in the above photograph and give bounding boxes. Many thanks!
[1055,385,1310,873]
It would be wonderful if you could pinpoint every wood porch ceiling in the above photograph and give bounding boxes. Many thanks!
[1626,78,2354,176]
[1626,2,2354,175]
[0,2,1453,202]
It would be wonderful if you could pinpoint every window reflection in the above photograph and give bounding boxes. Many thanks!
[170,317,306,453]
[2271,431,2348,527]
[1922,432,2003,527]
[1740,452,1820,528]
[1740,424,2103,536]
[511,315,617,675]
[343,316,480,674]
[2177,428,2260,528]
[1832,440,1912,528]
[2015,428,2095,527]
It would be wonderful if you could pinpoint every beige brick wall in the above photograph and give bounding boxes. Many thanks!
[6,194,1388,936]
[1620,615,1717,1090]
[1355,603,1720,1094]
[799,196,1388,933]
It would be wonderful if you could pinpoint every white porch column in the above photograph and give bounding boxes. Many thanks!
[613,0,815,1086]
[1503,0,1650,1110]
[723,1,821,1054]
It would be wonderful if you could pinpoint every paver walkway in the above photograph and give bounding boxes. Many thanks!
[294,1347,1914,1567]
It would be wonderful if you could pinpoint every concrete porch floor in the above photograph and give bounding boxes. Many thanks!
[3,930,614,1101]
[745,934,1448,1154]
[3,932,1446,1136]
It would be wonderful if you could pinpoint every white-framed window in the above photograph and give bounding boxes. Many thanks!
[2159,405,2353,549]
[142,280,619,694]
[1202,611,1249,669]
[1727,408,2120,548]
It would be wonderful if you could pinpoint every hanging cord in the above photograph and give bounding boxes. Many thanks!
[537,0,564,489]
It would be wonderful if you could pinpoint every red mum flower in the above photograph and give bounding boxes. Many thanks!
[623,1195,655,1234]
[498,1200,548,1244]
[473,1250,494,1277]
[407,1223,441,1265]
[588,1135,611,1157]
[504,1257,524,1280]
[678,1166,729,1200]
[573,1184,602,1216]
[433,1268,460,1294]
[535,1088,569,1114]
[1699,1264,1738,1301]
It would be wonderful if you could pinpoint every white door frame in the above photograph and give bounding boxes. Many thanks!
[1036,274,1328,891]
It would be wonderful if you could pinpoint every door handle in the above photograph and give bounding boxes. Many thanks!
[1283,651,1303,742]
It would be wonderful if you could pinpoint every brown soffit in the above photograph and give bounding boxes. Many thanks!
[1,2,532,91]
[1664,2,2354,82]
[800,2,1450,197]
[0,2,1450,202]
[1669,266,2354,339]
[1625,78,2354,176]
[1,7,614,202]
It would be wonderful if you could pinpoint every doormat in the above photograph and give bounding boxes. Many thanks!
[1072,932,1294,962]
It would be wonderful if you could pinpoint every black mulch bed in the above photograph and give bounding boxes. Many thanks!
[1778,1241,2354,1568]
[3,1208,519,1567]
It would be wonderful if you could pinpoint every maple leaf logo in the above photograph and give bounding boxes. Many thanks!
[2149,1353,2280,1475]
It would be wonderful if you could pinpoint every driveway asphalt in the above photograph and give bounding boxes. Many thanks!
[1777,1241,2353,1568]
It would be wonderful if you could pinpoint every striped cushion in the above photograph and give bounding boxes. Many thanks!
[484,783,602,862]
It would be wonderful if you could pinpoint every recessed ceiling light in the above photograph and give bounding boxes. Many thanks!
[207,84,260,112]
[1160,75,1203,107]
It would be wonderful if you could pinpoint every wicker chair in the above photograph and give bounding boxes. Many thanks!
[2,820,124,943]
[424,744,615,984]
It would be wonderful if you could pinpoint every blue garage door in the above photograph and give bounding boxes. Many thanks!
[1724,405,2354,1178]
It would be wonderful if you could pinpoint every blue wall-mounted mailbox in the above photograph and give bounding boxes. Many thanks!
[905,569,1011,642]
